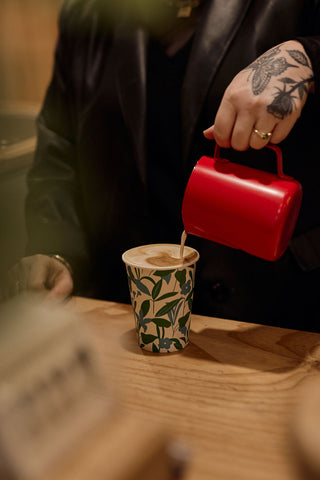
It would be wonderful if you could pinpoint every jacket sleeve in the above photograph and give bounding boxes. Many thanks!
[25,3,91,292]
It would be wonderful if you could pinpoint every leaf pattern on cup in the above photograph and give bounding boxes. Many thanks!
[126,264,196,353]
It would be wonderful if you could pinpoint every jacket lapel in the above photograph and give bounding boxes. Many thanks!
[181,0,252,161]
[115,27,147,185]
[114,0,253,180]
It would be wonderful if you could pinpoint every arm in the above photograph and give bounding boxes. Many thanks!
[7,4,90,299]
[203,39,316,151]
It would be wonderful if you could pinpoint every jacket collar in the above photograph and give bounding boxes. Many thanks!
[115,0,252,182]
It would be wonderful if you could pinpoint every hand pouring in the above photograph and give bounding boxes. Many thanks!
[182,144,302,261]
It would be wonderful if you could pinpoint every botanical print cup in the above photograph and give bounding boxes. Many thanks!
[122,244,200,353]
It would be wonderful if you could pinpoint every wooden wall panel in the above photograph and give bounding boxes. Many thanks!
[0,0,62,105]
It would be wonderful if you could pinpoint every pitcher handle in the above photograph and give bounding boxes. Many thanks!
[213,143,292,180]
[265,144,292,179]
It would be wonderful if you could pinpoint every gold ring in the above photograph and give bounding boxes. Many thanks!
[253,128,272,141]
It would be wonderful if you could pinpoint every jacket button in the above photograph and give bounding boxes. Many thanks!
[211,281,229,303]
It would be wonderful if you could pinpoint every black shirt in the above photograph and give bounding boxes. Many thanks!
[146,37,193,243]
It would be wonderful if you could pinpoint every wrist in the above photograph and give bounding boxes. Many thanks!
[48,254,73,276]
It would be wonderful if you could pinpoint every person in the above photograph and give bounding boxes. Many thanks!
[5,0,320,331]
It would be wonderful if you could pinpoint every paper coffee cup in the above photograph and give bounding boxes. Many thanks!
[122,244,199,353]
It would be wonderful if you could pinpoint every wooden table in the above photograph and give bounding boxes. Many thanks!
[69,297,320,480]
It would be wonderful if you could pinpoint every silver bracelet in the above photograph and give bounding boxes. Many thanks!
[48,254,73,276]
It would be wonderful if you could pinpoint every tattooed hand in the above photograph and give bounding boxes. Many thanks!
[203,40,315,150]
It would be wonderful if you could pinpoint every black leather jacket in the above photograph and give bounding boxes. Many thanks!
[26,0,320,330]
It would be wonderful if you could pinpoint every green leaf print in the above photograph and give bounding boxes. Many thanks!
[186,290,193,301]
[127,266,151,295]
[178,312,190,328]
[171,338,183,350]
[152,343,160,353]
[141,333,158,344]
[157,291,178,301]
[127,266,135,281]
[140,276,156,286]
[151,318,171,328]
[155,299,181,317]
[135,279,150,295]
[175,269,186,287]
[154,270,174,277]
[152,280,163,299]
[153,270,174,285]
[141,300,150,317]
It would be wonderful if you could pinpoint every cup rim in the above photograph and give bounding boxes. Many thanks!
[122,243,200,270]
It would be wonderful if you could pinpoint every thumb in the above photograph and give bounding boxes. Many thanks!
[47,270,73,299]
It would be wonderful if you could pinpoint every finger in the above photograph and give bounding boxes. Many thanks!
[230,111,255,151]
[27,256,51,291]
[269,115,299,144]
[203,125,215,140]
[250,120,277,150]
[47,270,73,299]
[213,99,237,148]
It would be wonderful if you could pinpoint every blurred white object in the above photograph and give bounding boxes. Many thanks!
[0,294,113,480]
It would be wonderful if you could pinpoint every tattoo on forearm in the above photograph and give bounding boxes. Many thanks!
[245,46,314,120]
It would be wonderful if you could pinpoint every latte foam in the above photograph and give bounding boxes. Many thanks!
[122,244,199,269]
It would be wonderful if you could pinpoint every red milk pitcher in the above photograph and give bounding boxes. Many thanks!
[182,144,302,261]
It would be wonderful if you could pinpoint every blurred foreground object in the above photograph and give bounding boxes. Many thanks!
[0,293,114,480]
[0,294,187,480]
[0,104,37,287]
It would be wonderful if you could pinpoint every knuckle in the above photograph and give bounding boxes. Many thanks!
[226,88,254,109]
[33,253,47,263]
[213,124,231,147]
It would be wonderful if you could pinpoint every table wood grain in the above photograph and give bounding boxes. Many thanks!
[69,297,320,480]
